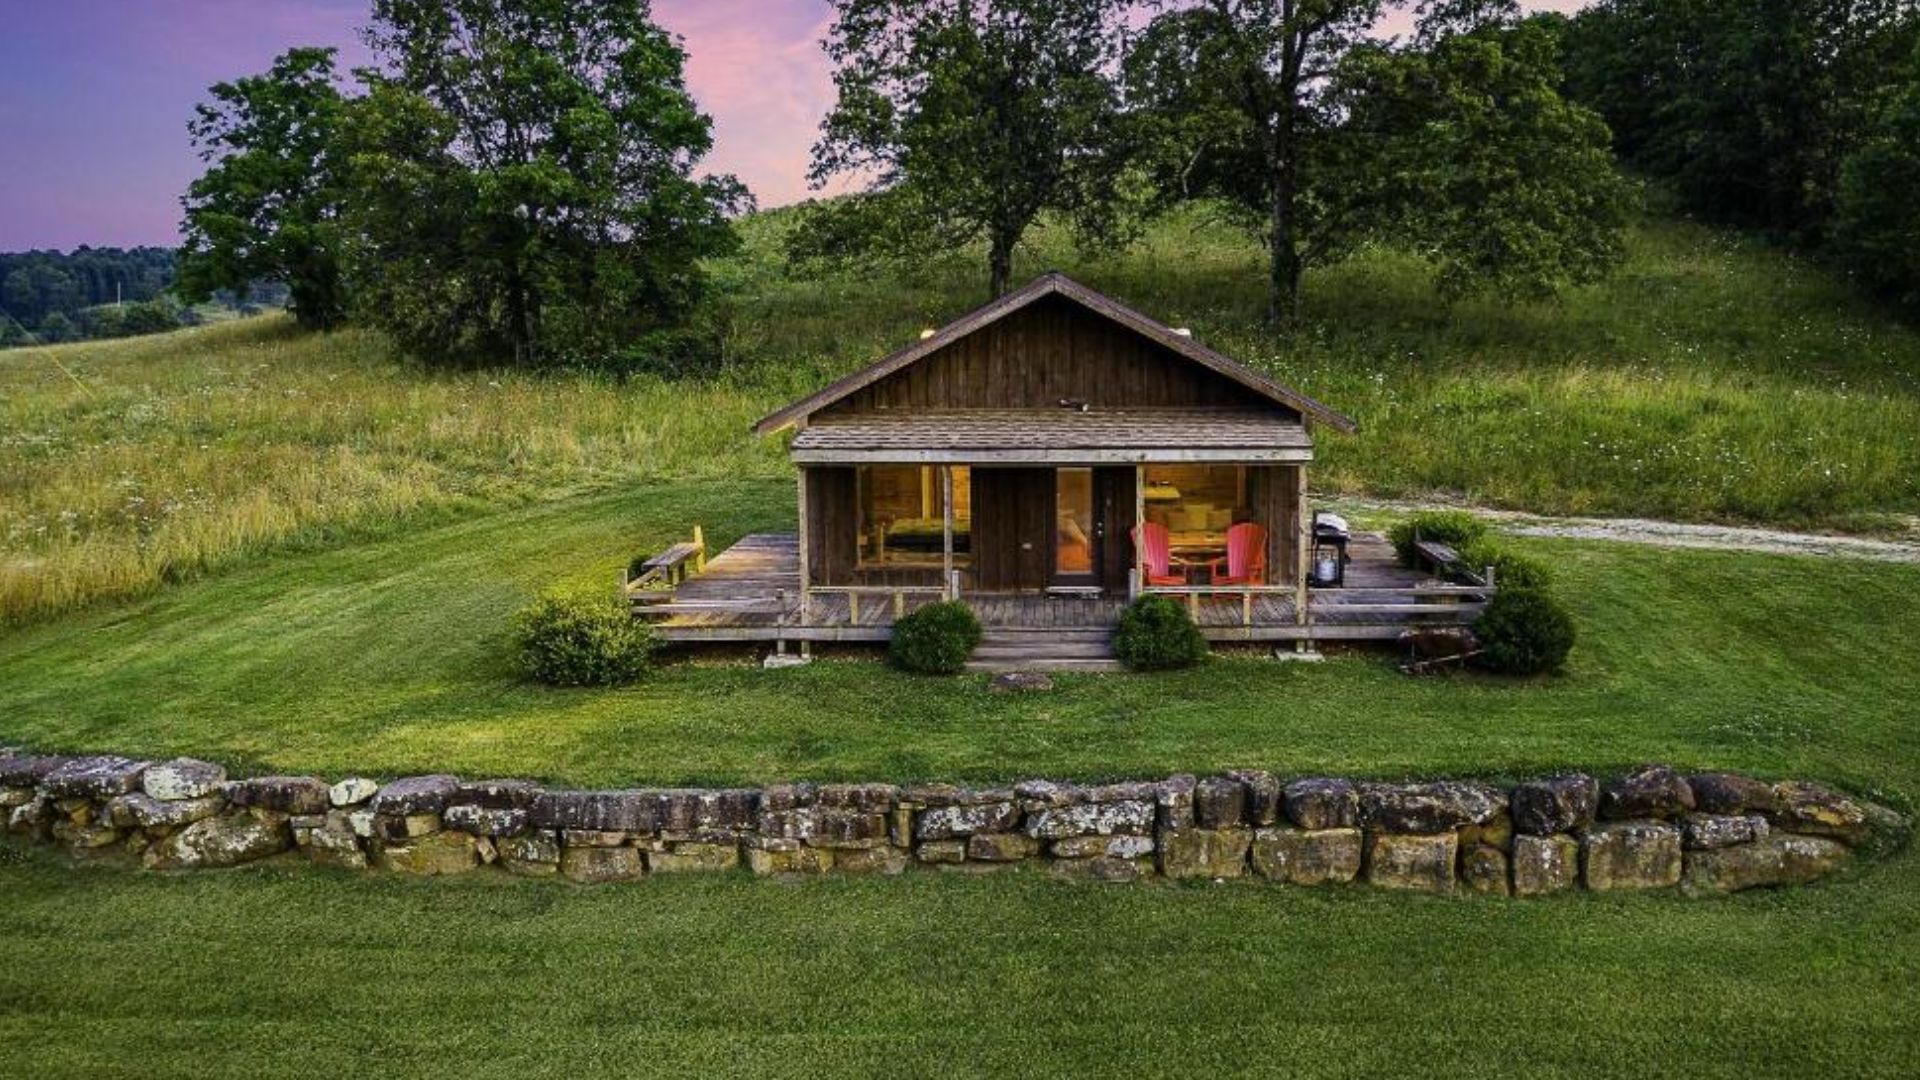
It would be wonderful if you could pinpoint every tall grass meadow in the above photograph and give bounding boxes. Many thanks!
[3,208,1917,624]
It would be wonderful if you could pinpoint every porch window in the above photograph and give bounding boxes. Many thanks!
[856,465,971,569]
[1141,464,1249,570]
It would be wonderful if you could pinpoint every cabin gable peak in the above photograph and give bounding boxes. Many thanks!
[753,273,1357,436]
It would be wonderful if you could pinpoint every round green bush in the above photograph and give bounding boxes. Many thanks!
[1114,595,1210,671]
[889,600,982,675]
[514,591,657,687]
[1387,510,1489,567]
[1473,588,1576,675]
[1456,539,1553,591]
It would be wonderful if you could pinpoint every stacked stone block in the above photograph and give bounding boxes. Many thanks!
[0,748,1897,896]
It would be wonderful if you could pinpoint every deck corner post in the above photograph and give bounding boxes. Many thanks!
[1294,467,1310,629]
[795,470,812,626]
[1133,464,1146,597]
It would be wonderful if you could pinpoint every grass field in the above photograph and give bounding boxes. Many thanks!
[5,209,1919,626]
[3,845,1915,1078]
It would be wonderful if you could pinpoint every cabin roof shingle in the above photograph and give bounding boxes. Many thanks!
[754,272,1358,437]
[788,408,1313,464]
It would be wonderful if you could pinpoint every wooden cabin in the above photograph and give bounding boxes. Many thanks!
[639,274,1489,662]
[758,272,1354,602]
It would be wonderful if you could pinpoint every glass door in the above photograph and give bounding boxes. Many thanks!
[1053,467,1098,589]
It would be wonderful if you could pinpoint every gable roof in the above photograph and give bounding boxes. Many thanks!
[752,272,1358,436]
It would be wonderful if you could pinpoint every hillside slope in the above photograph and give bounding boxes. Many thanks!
[3,209,1917,624]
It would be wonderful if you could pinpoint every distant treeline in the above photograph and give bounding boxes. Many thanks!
[0,247,284,347]
[1561,0,1920,311]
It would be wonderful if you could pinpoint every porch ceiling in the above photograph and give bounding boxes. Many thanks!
[789,409,1313,464]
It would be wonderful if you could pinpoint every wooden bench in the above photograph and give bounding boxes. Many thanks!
[1411,538,1490,588]
[623,526,707,593]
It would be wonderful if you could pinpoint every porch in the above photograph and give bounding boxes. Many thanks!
[634,531,1491,647]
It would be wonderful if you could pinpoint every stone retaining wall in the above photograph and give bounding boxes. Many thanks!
[1,750,1903,896]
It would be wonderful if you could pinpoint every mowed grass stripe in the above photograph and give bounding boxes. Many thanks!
[0,848,1915,1078]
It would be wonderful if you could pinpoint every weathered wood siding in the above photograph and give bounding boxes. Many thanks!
[972,468,1054,591]
[1246,465,1300,586]
[803,466,857,586]
[819,295,1292,416]
[1095,466,1137,591]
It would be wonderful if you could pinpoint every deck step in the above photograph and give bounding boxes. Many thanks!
[965,658,1125,674]
[968,627,1119,673]
[970,642,1116,661]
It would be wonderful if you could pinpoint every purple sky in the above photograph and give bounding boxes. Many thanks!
[0,0,1585,251]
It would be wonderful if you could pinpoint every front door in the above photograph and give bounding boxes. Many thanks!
[1053,467,1099,590]
[972,467,1053,591]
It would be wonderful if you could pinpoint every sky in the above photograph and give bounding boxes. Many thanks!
[0,0,1585,251]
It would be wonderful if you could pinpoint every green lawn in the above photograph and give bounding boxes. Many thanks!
[3,844,1916,1078]
[2,480,1915,804]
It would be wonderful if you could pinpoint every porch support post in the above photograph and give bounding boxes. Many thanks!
[795,468,812,625]
[1132,464,1145,600]
[1294,464,1310,630]
[941,464,956,600]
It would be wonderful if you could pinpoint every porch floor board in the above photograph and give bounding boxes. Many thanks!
[645,532,1482,645]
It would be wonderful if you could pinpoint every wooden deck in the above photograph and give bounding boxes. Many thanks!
[637,532,1488,647]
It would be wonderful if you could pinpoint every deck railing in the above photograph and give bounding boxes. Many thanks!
[1141,566,1497,632]
[1140,583,1298,628]
[799,572,959,626]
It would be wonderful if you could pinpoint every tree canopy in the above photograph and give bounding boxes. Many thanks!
[178,47,350,330]
[1126,0,1628,322]
[1561,0,1919,242]
[344,0,749,369]
[799,0,1133,297]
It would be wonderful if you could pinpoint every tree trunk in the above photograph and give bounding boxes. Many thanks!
[506,265,535,367]
[988,230,1015,298]
[1268,192,1302,327]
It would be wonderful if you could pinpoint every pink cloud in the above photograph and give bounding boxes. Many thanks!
[654,0,843,207]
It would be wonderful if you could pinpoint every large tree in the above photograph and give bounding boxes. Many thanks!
[178,47,350,330]
[1126,0,1629,323]
[802,0,1133,297]
[345,0,749,368]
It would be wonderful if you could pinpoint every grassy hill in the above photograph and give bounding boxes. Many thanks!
[5,209,1920,1077]
[4,207,1919,626]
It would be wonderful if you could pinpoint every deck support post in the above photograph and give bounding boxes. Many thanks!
[941,465,956,600]
[795,470,812,626]
[1295,465,1311,651]
[1132,464,1145,601]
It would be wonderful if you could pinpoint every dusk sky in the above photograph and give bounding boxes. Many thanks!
[0,0,1585,251]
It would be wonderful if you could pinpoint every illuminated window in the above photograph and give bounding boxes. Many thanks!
[1140,464,1248,565]
[856,465,970,568]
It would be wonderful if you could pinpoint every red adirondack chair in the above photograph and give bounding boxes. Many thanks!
[1205,522,1268,586]
[1131,522,1189,587]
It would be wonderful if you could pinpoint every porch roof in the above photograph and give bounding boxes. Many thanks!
[788,409,1313,464]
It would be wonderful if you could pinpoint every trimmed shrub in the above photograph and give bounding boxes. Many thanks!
[1456,538,1553,591]
[1388,510,1488,567]
[1114,595,1210,671]
[889,601,982,675]
[1473,589,1576,676]
[514,591,657,687]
